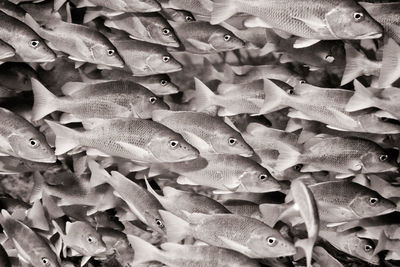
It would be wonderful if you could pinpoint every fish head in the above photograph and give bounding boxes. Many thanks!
[8,127,56,163]
[210,131,254,156]
[147,20,181,48]
[247,227,296,258]
[162,8,196,23]
[135,89,170,119]
[70,222,107,256]
[240,166,281,193]
[30,247,61,267]
[347,236,380,265]
[90,43,125,68]
[325,1,383,40]
[146,53,183,74]
[208,28,245,52]
[349,190,396,218]
[126,0,161,12]
[359,149,399,173]
[148,131,199,162]
[144,210,166,234]
[19,36,56,63]
[145,74,179,95]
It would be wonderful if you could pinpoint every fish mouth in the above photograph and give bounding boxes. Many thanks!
[0,51,15,59]
[178,152,199,161]
[35,155,57,163]
[239,151,254,157]
[357,32,382,39]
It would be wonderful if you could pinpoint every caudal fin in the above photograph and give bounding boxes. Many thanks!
[26,200,49,231]
[341,44,368,86]
[258,79,288,114]
[379,38,400,88]
[127,235,161,265]
[345,80,376,112]
[45,120,80,155]
[30,171,45,203]
[210,0,237,25]
[295,238,315,267]
[159,210,189,243]
[87,159,110,187]
[31,78,59,121]
[193,77,217,112]
[259,203,287,227]
[373,231,390,255]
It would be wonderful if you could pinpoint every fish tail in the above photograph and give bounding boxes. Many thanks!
[202,58,224,82]
[30,171,45,203]
[26,201,49,232]
[144,177,165,206]
[341,44,368,86]
[345,80,375,112]
[54,0,67,11]
[83,10,103,23]
[259,78,288,114]
[210,0,237,25]
[373,231,390,255]
[87,159,110,187]
[274,147,301,172]
[295,238,315,267]
[23,13,42,34]
[159,210,189,243]
[378,38,400,88]
[193,77,217,112]
[31,78,59,121]
[259,203,288,227]
[45,120,80,155]
[223,64,236,83]
[127,235,161,264]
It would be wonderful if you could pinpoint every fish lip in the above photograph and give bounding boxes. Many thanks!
[0,51,15,59]
[178,153,199,161]
[357,32,382,39]
[34,155,57,163]
[239,151,254,157]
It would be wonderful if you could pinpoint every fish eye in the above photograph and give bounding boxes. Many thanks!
[369,197,379,206]
[162,56,170,63]
[259,174,268,181]
[29,138,40,148]
[160,79,168,86]
[107,49,115,56]
[41,257,49,265]
[155,219,164,228]
[353,12,364,22]
[299,80,306,84]
[293,164,302,171]
[364,244,373,252]
[324,55,335,63]
[379,154,388,161]
[30,40,39,48]
[228,137,237,145]
[286,89,295,95]
[266,237,277,247]
[169,140,179,148]
[223,34,231,41]
[162,28,171,35]
[87,236,95,243]
[185,15,194,22]
[149,96,157,104]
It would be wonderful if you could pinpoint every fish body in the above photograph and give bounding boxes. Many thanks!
[0,210,61,267]
[104,12,180,47]
[160,211,296,258]
[128,235,261,267]
[211,0,383,41]
[222,199,264,222]
[152,110,253,155]
[46,118,199,163]
[171,21,245,54]
[0,107,55,162]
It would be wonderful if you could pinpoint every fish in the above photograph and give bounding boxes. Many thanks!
[260,180,396,225]
[372,230,400,255]
[170,21,245,54]
[52,220,107,258]
[128,235,262,267]
[160,8,196,23]
[356,174,400,199]
[0,107,56,163]
[318,225,380,265]
[100,69,179,95]
[211,0,383,46]
[56,0,161,12]
[0,243,11,267]
[152,110,253,155]
[0,11,55,62]
[291,179,319,267]
[0,40,15,60]
[259,80,400,134]
[153,153,281,193]
[31,78,169,121]
[24,15,125,68]
[108,38,183,76]
[46,117,199,163]
[0,155,57,174]
[146,181,230,218]
[276,135,399,175]
[160,210,297,258]
[378,38,400,88]
[88,160,166,234]
[0,210,61,267]
[102,12,180,47]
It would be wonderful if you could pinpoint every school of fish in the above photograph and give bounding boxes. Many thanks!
[0,0,399,266]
